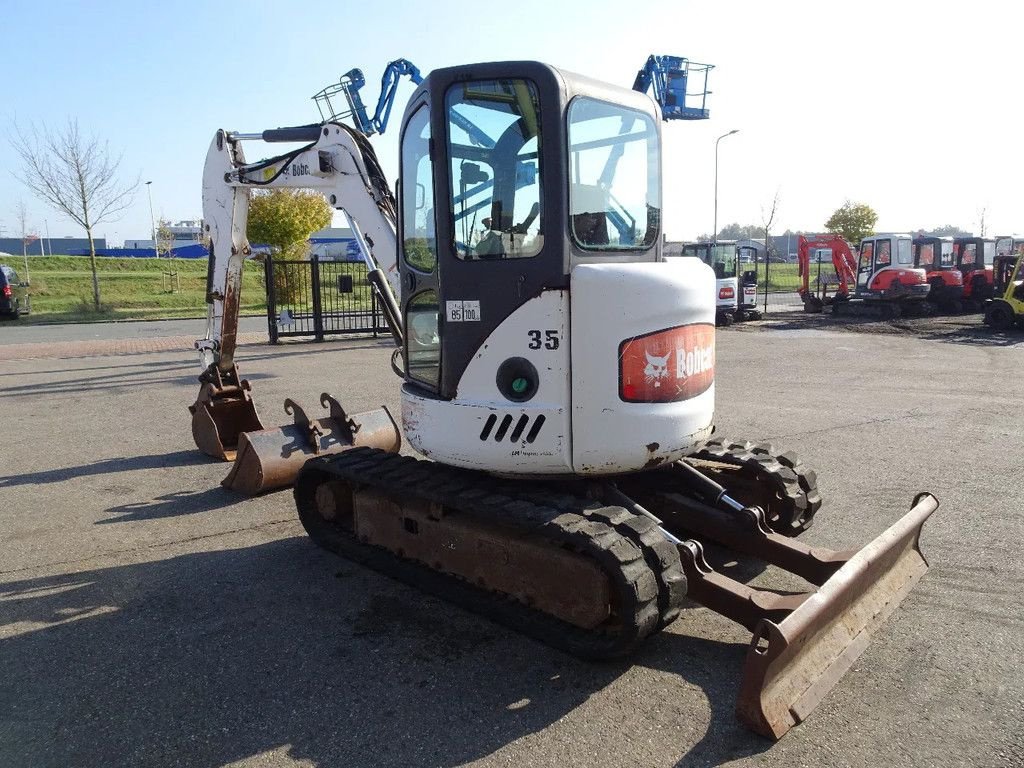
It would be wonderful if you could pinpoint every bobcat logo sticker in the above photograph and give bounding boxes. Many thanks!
[644,351,671,388]
[619,323,715,403]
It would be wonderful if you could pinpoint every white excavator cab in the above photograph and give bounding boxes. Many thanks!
[394,62,715,476]
[855,234,930,300]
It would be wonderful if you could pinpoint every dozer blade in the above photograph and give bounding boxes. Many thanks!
[222,394,400,495]
[735,492,937,739]
[189,364,264,461]
[638,481,938,740]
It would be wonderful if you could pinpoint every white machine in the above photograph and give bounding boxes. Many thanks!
[188,61,937,741]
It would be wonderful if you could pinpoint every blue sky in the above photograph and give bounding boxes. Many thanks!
[1,0,1021,246]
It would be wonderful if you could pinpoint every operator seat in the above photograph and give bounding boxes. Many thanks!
[571,184,610,246]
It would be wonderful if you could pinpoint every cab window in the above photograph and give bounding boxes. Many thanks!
[960,243,977,266]
[447,79,543,261]
[896,239,912,265]
[940,242,954,267]
[406,290,440,388]
[875,239,892,267]
[859,240,874,272]
[983,241,995,266]
[918,243,934,267]
[568,98,660,251]
[708,244,737,279]
[401,106,437,273]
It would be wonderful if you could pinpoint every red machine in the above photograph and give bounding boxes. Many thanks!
[796,234,856,311]
[912,236,963,311]
[798,233,929,316]
[953,237,996,307]
[839,234,931,317]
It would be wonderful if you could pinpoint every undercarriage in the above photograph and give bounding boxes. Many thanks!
[294,439,936,739]
[830,295,928,319]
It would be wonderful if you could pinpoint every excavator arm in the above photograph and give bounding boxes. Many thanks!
[190,122,404,465]
[797,234,857,311]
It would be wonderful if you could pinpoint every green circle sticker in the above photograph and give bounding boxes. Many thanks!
[512,377,529,394]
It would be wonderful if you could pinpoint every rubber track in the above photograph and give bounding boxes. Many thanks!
[513,488,686,630]
[685,437,822,535]
[586,508,687,630]
[294,447,662,660]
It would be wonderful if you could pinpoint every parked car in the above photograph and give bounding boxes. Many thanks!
[0,264,29,319]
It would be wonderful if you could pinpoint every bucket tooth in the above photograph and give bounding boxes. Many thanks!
[222,396,400,495]
[189,364,264,461]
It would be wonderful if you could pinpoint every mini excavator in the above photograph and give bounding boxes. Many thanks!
[189,60,937,739]
[797,233,931,317]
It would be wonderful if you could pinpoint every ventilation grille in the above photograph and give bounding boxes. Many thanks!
[479,413,546,443]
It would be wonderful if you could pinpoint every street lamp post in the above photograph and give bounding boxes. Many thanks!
[713,129,740,244]
[145,181,159,259]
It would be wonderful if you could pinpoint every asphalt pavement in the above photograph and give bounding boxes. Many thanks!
[0,318,1021,767]
[0,315,268,345]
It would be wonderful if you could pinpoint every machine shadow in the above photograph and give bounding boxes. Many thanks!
[0,369,274,398]
[98,487,238,523]
[0,450,211,488]
[0,359,191,378]
[0,538,770,768]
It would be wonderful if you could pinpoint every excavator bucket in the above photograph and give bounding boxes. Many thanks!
[640,483,938,740]
[222,393,400,495]
[189,364,265,461]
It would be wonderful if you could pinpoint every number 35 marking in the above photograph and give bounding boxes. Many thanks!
[528,330,560,350]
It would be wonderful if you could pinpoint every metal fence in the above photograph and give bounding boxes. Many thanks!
[264,255,388,343]
[751,259,844,312]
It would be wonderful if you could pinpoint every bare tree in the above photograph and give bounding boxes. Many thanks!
[761,189,780,255]
[14,200,30,259]
[13,200,33,279]
[11,120,138,310]
[759,190,780,313]
[977,206,988,237]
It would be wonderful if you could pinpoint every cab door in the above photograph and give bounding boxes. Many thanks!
[398,64,569,402]
[398,98,443,393]
[857,240,875,288]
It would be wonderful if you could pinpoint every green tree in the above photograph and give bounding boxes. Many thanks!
[718,222,763,240]
[249,189,332,306]
[825,201,877,245]
[695,223,764,241]
[928,224,971,237]
[247,189,333,260]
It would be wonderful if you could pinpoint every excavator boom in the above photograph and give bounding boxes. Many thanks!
[190,122,403,473]
[797,234,857,311]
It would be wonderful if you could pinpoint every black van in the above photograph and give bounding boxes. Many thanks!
[0,264,28,319]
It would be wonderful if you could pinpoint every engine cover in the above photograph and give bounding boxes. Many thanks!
[570,260,715,474]
[402,259,716,476]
